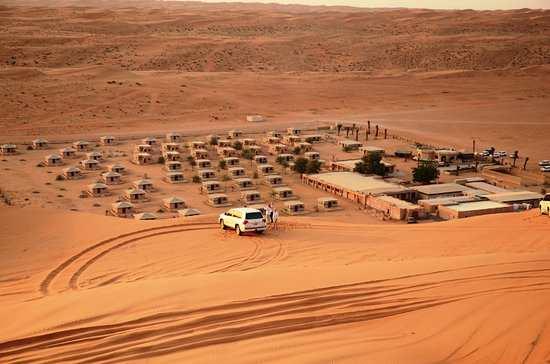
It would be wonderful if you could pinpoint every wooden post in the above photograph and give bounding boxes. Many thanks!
[384,128,387,139]
[375,125,379,138]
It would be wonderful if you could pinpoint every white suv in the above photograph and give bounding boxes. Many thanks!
[219,208,267,235]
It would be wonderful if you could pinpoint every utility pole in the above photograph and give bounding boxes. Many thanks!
[384,128,387,139]
[523,157,529,171]
[375,125,379,139]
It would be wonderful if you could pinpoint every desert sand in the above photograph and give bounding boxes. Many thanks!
[0,208,550,363]
[1,1,550,363]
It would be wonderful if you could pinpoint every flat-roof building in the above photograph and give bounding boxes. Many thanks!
[485,191,543,207]
[438,201,513,220]
[412,183,476,200]
[302,172,414,205]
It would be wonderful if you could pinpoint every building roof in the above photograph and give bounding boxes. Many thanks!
[209,193,228,199]
[109,163,125,169]
[317,197,338,203]
[59,147,76,152]
[33,138,48,143]
[134,179,153,185]
[178,208,201,217]
[285,200,304,206]
[228,166,245,171]
[126,188,146,195]
[242,190,261,195]
[134,212,158,220]
[163,196,185,204]
[113,201,133,208]
[464,182,507,194]
[485,191,544,203]
[88,183,108,189]
[308,172,406,195]
[375,195,421,209]
[273,186,293,192]
[443,201,511,212]
[87,151,102,157]
[266,174,282,179]
[202,180,220,185]
[166,171,184,176]
[234,177,252,183]
[340,140,362,146]
[45,154,62,159]
[81,159,99,164]
[412,183,473,196]
[418,196,478,207]
[103,171,121,178]
[360,146,385,153]
[63,166,81,173]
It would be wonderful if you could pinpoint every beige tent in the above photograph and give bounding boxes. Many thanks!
[44,154,64,166]
[32,138,48,150]
[163,196,186,211]
[111,201,134,218]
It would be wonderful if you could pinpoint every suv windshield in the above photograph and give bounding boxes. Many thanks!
[245,212,263,220]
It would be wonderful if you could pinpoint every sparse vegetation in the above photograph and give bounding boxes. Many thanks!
[157,156,165,164]
[412,161,439,183]
[354,152,385,176]
[233,140,243,150]
[218,159,227,169]
[242,149,255,160]
[276,156,289,167]
[192,175,201,183]
[342,145,353,153]
[187,156,196,166]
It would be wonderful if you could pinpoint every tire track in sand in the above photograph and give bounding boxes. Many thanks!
[39,222,216,295]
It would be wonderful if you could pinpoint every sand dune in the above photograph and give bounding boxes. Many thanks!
[0,208,549,363]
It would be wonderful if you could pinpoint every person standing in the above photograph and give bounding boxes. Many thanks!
[265,204,273,223]
[272,208,279,229]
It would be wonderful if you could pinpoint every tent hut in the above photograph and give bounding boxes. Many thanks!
[111,201,134,218]
[254,155,268,164]
[228,130,242,139]
[32,138,48,150]
[277,153,295,164]
[360,146,385,156]
[100,135,116,146]
[163,196,186,211]
[196,159,211,169]
[258,164,275,176]
[264,136,281,145]
[207,193,231,207]
[191,141,206,150]
[133,152,153,165]
[80,158,99,170]
[223,157,240,167]
[62,166,82,180]
[166,132,182,143]
[134,212,158,220]
[287,127,301,136]
[132,179,154,192]
[0,144,17,155]
[199,169,217,181]
[272,186,295,200]
[217,139,232,148]
[44,154,64,166]
[162,143,180,152]
[228,166,246,178]
[125,188,148,202]
[86,151,103,161]
[108,163,125,174]
[142,137,157,146]
[87,183,109,197]
[165,161,182,172]
[135,144,153,153]
[283,135,302,145]
[297,142,312,152]
[304,134,323,143]
[163,151,181,162]
[241,138,256,146]
[339,140,362,151]
[283,200,306,215]
[241,190,263,204]
[305,151,321,161]
[317,197,341,212]
[234,177,254,191]
[102,171,122,185]
[265,174,284,187]
[269,144,288,154]
[73,140,90,151]
[217,147,237,158]
[178,208,201,217]
[165,171,186,184]
[201,180,223,194]
[267,131,282,138]
[244,145,262,155]
[59,147,77,158]
[192,149,209,159]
